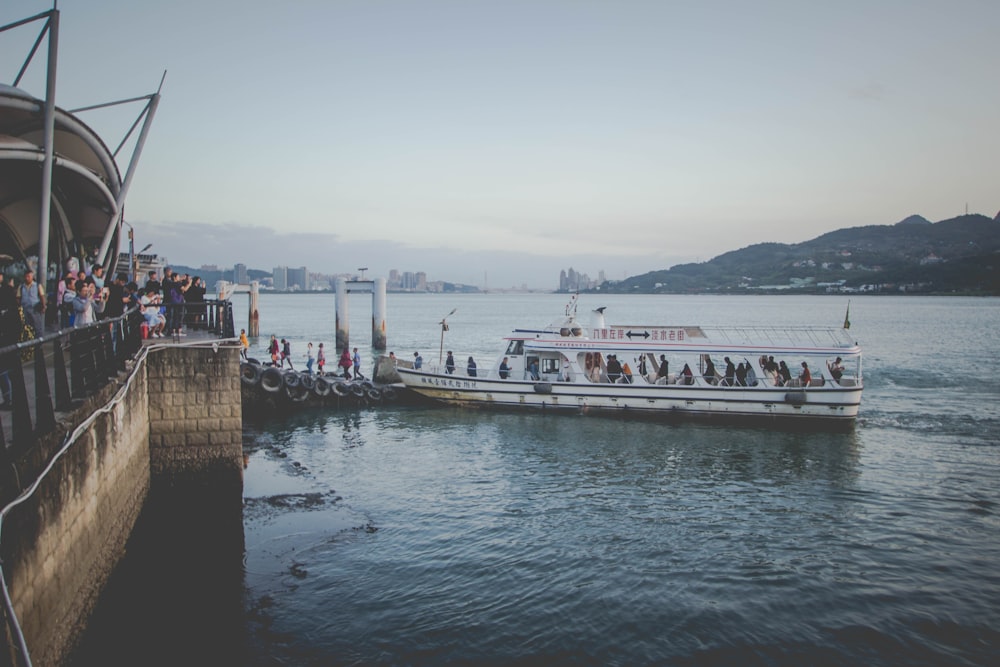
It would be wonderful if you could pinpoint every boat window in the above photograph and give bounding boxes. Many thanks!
[505,340,524,355]
[541,358,560,374]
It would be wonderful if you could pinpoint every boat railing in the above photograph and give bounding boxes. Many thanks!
[694,325,855,349]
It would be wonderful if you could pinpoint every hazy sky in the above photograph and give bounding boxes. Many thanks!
[4,0,997,288]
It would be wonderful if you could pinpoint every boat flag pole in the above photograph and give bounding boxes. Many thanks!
[439,308,456,365]
[843,301,851,330]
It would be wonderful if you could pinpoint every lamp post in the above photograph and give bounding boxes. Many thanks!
[438,308,456,365]
[358,267,368,281]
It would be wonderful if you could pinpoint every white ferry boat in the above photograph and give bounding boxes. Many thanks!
[396,297,863,430]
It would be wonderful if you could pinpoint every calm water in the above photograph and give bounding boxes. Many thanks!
[88,294,1000,666]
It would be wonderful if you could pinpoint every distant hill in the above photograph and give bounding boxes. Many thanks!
[594,214,1000,295]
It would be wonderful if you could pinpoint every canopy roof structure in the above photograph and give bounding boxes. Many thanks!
[0,8,161,283]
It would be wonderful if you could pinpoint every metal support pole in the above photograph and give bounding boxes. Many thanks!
[97,73,166,269]
[335,278,349,351]
[37,9,59,291]
[372,277,387,350]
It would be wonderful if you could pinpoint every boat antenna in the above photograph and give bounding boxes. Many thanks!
[565,293,578,317]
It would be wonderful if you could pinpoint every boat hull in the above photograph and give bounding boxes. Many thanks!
[397,368,861,431]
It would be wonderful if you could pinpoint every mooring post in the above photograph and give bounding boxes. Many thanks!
[248,280,260,337]
[372,277,387,350]
[335,278,349,351]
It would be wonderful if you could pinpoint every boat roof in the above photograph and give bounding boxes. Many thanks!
[509,323,860,357]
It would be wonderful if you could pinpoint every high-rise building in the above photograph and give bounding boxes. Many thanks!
[287,266,309,291]
[234,263,248,284]
[273,266,288,291]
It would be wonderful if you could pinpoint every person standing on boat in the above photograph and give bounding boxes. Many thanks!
[723,357,736,386]
[467,356,477,377]
[799,362,812,386]
[445,351,456,374]
[413,352,423,369]
[703,356,718,385]
[657,355,669,382]
[777,361,791,386]
[499,357,510,379]
[735,362,748,387]
[763,356,779,384]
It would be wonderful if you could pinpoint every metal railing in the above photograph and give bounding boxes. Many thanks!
[0,299,234,454]
[152,299,234,339]
[0,309,145,454]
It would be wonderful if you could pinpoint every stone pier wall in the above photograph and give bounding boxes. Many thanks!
[146,346,244,478]
[0,343,243,667]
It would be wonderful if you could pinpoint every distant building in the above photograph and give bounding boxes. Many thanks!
[273,266,288,291]
[234,263,248,285]
[287,266,309,291]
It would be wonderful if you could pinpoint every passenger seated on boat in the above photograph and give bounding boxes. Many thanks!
[681,363,694,385]
[828,356,844,382]
[606,355,623,383]
[467,356,477,377]
[622,362,633,384]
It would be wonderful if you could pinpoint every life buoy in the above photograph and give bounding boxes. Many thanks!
[314,377,332,397]
[300,374,316,390]
[533,382,553,394]
[367,388,382,401]
[284,371,302,388]
[240,363,261,386]
[260,367,283,392]
[350,383,366,398]
[332,381,350,397]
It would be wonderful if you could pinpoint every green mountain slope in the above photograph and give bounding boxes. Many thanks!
[596,214,1000,295]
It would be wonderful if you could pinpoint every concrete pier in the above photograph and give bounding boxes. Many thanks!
[0,341,244,666]
[335,277,388,351]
